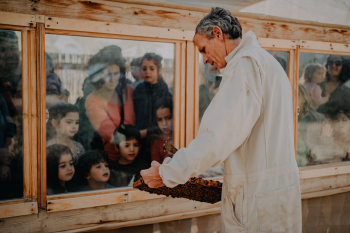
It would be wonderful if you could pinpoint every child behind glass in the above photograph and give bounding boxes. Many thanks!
[75,151,114,191]
[108,125,149,187]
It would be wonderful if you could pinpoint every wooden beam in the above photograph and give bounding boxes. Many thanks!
[0,11,35,27]
[185,41,195,146]
[47,192,128,212]
[0,1,350,43]
[63,207,221,233]
[44,16,194,41]
[258,38,297,49]
[301,187,350,199]
[299,164,350,180]
[180,42,186,148]
[300,40,350,53]
[0,202,38,219]
[29,29,38,200]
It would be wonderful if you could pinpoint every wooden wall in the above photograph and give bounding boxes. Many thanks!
[0,0,350,44]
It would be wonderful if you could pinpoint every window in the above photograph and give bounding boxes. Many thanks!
[0,29,23,201]
[45,34,175,195]
[297,53,350,167]
[267,50,289,74]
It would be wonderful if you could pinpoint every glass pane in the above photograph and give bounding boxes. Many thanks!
[267,50,289,74]
[197,53,224,178]
[298,53,350,167]
[45,34,174,194]
[0,30,23,201]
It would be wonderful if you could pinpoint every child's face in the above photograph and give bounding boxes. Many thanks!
[58,153,75,182]
[312,67,325,83]
[119,138,140,163]
[87,161,110,183]
[156,107,173,137]
[55,112,79,138]
[331,113,350,138]
[141,59,159,84]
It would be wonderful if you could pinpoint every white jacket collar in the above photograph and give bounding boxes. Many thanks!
[220,31,260,74]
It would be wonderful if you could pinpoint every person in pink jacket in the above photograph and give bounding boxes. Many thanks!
[141,7,301,233]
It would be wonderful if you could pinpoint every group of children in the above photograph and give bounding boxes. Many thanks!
[46,52,175,194]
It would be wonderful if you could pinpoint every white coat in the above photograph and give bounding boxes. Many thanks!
[159,31,302,232]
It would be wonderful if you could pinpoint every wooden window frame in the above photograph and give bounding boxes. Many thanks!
[1,11,350,225]
[39,16,189,212]
[0,23,38,218]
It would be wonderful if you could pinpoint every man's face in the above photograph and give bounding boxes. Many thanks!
[194,33,227,70]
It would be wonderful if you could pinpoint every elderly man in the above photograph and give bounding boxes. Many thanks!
[141,7,301,233]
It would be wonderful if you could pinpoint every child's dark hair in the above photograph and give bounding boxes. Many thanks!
[113,125,141,147]
[47,103,79,140]
[47,144,73,193]
[140,53,163,82]
[154,97,173,116]
[75,151,108,186]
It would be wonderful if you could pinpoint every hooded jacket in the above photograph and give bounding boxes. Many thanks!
[159,31,302,232]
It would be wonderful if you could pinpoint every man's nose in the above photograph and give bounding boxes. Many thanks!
[203,55,209,64]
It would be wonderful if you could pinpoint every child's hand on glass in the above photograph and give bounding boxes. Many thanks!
[320,124,333,138]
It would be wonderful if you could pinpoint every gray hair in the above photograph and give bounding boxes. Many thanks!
[195,7,242,40]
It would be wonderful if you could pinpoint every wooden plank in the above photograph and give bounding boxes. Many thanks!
[1,1,350,43]
[173,42,181,149]
[1,194,221,232]
[29,29,38,200]
[300,40,350,53]
[127,190,165,202]
[47,192,128,212]
[299,164,350,180]
[45,16,194,41]
[299,48,350,56]
[294,45,300,160]
[0,199,24,206]
[301,187,350,199]
[299,161,350,171]
[300,174,350,194]
[0,202,38,219]
[36,23,46,207]
[180,42,186,148]
[194,45,199,137]
[257,38,297,49]
[21,28,30,200]
[0,11,35,27]
[63,207,221,233]
[47,187,134,201]
[185,41,195,146]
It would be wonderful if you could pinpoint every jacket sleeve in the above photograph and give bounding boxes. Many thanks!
[159,57,262,187]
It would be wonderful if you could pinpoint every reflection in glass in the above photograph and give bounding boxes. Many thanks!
[267,50,289,74]
[45,34,175,193]
[298,53,350,166]
[0,30,23,201]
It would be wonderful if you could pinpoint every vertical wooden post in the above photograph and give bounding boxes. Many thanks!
[185,41,195,146]
[294,46,300,160]
[193,45,199,138]
[22,28,30,201]
[173,42,181,149]
[180,42,186,148]
[29,29,38,200]
[36,23,46,207]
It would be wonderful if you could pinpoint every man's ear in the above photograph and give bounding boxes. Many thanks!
[212,26,223,40]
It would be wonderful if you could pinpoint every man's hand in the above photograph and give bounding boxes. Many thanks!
[140,161,165,188]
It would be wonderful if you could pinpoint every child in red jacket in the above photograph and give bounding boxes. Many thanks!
[150,97,174,164]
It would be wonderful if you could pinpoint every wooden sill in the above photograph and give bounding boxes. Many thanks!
[0,201,38,219]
